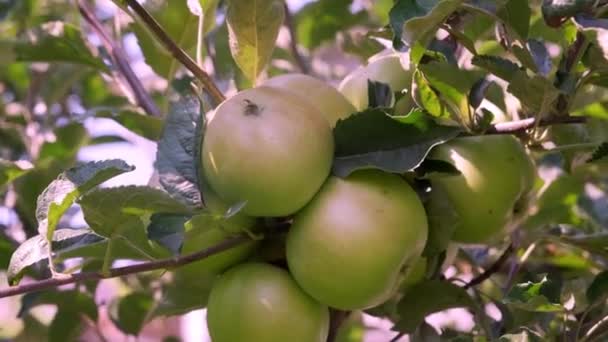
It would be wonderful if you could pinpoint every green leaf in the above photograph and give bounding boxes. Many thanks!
[109,292,154,335]
[38,122,89,163]
[332,108,462,177]
[524,174,585,230]
[413,69,448,118]
[131,1,198,78]
[79,186,191,239]
[7,228,103,285]
[155,95,204,207]
[18,290,97,342]
[13,22,105,69]
[587,142,608,163]
[507,74,560,113]
[226,0,285,82]
[418,61,485,109]
[95,109,163,141]
[389,0,463,49]
[586,271,608,303]
[393,280,475,333]
[472,55,522,81]
[36,159,134,240]
[0,159,30,187]
[295,0,368,49]
[499,330,544,342]
[153,269,217,317]
[147,213,190,255]
[497,0,530,40]
[560,233,608,258]
[504,274,563,312]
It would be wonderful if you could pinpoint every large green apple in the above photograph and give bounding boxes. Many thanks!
[338,54,412,111]
[428,135,536,243]
[202,86,334,217]
[286,169,428,310]
[207,263,330,342]
[262,73,356,127]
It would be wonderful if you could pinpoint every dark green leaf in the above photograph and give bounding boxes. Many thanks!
[19,290,97,320]
[527,39,551,76]
[389,0,463,49]
[36,159,134,240]
[14,22,105,69]
[332,108,462,177]
[472,55,521,81]
[393,280,475,333]
[504,274,563,312]
[586,271,608,303]
[95,109,163,141]
[469,78,493,109]
[367,80,393,108]
[153,269,217,317]
[587,142,608,163]
[147,213,189,255]
[109,292,154,335]
[156,95,204,207]
[497,0,530,39]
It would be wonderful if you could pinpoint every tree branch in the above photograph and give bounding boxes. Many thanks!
[485,115,586,134]
[0,235,250,299]
[464,243,513,290]
[283,2,310,74]
[122,0,226,106]
[78,1,162,117]
[327,310,350,342]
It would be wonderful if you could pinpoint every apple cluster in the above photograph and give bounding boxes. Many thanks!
[199,55,535,342]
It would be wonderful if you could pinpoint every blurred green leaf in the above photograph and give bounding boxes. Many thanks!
[504,274,563,312]
[332,108,462,177]
[393,280,475,333]
[38,123,89,163]
[13,22,105,69]
[295,0,367,49]
[586,270,608,303]
[423,184,459,257]
[147,213,190,255]
[497,0,530,40]
[109,292,154,335]
[95,108,164,141]
[226,0,284,82]
[0,159,30,187]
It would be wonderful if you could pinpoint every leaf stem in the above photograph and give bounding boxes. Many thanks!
[0,234,250,299]
[101,236,115,277]
[122,0,226,106]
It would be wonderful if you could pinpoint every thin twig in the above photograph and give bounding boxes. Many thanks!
[123,0,225,105]
[77,0,161,117]
[486,116,586,134]
[0,235,250,299]
[464,243,514,290]
[390,332,405,342]
[327,310,350,342]
[283,2,310,74]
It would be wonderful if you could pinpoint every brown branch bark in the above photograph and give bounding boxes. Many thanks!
[78,0,162,117]
[485,115,586,134]
[0,235,250,299]
[464,243,513,289]
[123,0,226,105]
[283,2,310,74]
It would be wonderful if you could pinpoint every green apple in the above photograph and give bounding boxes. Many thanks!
[428,135,536,243]
[262,73,356,127]
[202,86,334,217]
[286,169,428,310]
[207,263,330,342]
[338,54,412,111]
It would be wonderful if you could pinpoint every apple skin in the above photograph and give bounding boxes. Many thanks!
[286,169,428,310]
[202,86,334,217]
[262,73,356,127]
[428,135,536,243]
[338,54,412,111]
[207,263,330,342]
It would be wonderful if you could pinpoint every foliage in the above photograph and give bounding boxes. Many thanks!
[1,0,608,341]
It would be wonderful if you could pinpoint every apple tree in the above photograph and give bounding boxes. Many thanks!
[1,0,608,341]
